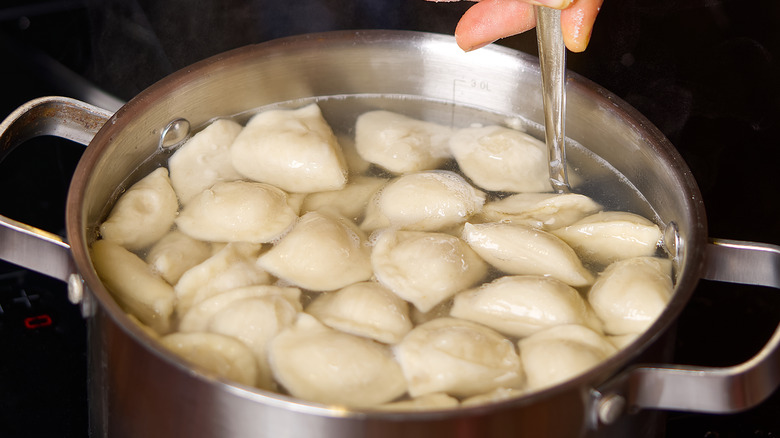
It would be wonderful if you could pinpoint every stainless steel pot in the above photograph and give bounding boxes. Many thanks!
[1,30,778,438]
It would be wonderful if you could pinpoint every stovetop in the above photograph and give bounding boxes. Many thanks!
[1,1,779,437]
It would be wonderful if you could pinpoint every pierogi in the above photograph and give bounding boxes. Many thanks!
[91,103,675,410]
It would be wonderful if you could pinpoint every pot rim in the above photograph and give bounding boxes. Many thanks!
[65,29,709,418]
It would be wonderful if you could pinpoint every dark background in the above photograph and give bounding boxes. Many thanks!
[1,0,779,437]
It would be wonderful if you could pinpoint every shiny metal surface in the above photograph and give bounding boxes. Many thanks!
[0,30,777,437]
[535,6,570,193]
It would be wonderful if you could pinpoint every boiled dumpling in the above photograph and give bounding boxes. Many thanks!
[269,313,407,407]
[450,275,602,338]
[305,281,412,344]
[146,230,212,285]
[168,118,244,204]
[551,211,663,266]
[361,170,486,232]
[462,222,594,287]
[394,317,524,398]
[354,110,452,174]
[478,193,602,231]
[99,167,178,251]
[91,239,175,334]
[301,175,387,222]
[377,393,459,411]
[371,230,488,313]
[160,332,258,387]
[588,256,673,335]
[230,104,347,193]
[206,295,301,390]
[176,180,298,244]
[178,285,302,332]
[174,242,272,315]
[257,211,373,291]
[519,324,617,390]
[449,125,549,192]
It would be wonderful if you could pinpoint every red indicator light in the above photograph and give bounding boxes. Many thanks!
[24,314,53,329]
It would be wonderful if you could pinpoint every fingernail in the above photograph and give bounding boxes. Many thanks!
[464,40,496,52]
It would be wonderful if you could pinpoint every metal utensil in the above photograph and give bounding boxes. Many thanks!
[535,6,570,193]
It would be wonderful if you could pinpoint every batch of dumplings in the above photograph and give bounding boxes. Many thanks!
[91,102,673,410]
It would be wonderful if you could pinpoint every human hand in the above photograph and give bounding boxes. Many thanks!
[428,0,603,53]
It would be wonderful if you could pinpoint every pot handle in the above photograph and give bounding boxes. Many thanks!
[592,238,780,426]
[0,96,113,283]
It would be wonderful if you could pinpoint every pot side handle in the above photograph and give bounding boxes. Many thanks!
[592,238,780,426]
[0,96,113,283]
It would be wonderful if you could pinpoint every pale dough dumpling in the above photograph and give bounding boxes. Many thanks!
[394,317,524,398]
[146,230,212,285]
[371,230,488,313]
[450,275,602,338]
[207,295,301,390]
[99,167,178,251]
[361,170,486,232]
[174,242,272,315]
[160,332,258,387]
[478,193,602,231]
[354,110,452,174]
[305,281,412,344]
[168,118,244,204]
[551,211,663,266]
[269,313,407,407]
[588,256,673,335]
[230,104,347,193]
[301,175,387,222]
[179,285,302,332]
[462,222,594,287]
[257,211,373,291]
[176,180,298,244]
[449,125,549,193]
[519,324,617,390]
[91,239,175,334]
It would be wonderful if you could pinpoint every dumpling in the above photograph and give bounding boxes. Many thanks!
[394,317,524,398]
[354,110,452,174]
[301,175,387,222]
[174,242,272,315]
[448,125,549,192]
[146,230,212,285]
[478,193,602,231]
[168,118,244,204]
[305,281,412,344]
[588,256,673,335]
[176,180,298,244]
[361,170,486,232]
[160,332,258,387]
[377,393,459,411]
[99,167,178,251]
[257,211,373,291]
[269,313,407,407]
[450,275,602,338]
[371,230,488,313]
[178,285,302,332]
[91,239,175,334]
[518,324,617,391]
[230,104,347,193]
[206,295,301,390]
[551,211,663,266]
[461,222,594,287]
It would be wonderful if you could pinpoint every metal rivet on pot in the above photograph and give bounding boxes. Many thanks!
[159,118,191,149]
[663,221,682,261]
[597,393,626,425]
[67,273,83,305]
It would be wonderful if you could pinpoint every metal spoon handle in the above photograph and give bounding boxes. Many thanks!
[535,5,569,193]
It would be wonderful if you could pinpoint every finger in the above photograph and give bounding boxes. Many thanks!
[560,0,603,52]
[454,0,537,51]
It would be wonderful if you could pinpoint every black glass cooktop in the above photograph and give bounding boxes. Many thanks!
[1,1,778,437]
